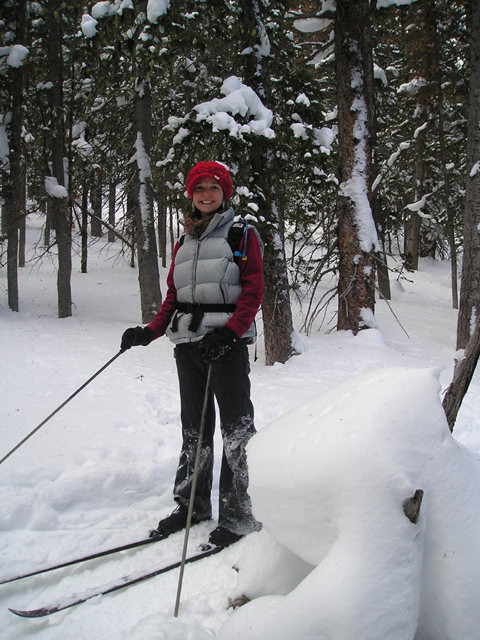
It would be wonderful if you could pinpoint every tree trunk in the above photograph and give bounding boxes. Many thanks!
[18,166,26,268]
[404,208,421,271]
[439,105,458,309]
[240,0,295,365]
[6,191,20,313]
[133,77,162,322]
[443,319,480,431]
[369,12,390,302]
[5,0,27,312]
[47,1,72,318]
[169,191,175,257]
[335,0,377,333]
[404,0,440,272]
[157,174,167,268]
[261,165,296,366]
[1,173,6,236]
[91,169,103,238]
[127,184,136,268]
[81,182,88,273]
[372,166,391,300]
[404,123,426,271]
[127,1,162,321]
[108,180,116,243]
[456,0,480,349]
[44,198,52,247]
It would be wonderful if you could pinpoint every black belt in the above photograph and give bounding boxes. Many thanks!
[173,302,236,333]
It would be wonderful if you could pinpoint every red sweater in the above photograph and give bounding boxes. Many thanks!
[147,230,263,340]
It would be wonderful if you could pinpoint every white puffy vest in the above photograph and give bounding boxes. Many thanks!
[166,208,255,344]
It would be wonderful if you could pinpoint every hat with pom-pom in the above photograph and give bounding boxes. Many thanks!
[186,161,233,200]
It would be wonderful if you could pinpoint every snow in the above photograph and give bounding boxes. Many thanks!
[129,131,152,246]
[293,18,332,33]
[338,87,380,252]
[414,121,428,138]
[6,45,29,68]
[44,176,68,199]
[374,63,388,86]
[172,127,190,145]
[313,126,334,150]
[470,307,477,336]
[82,0,141,37]
[378,0,419,6]
[295,93,311,106]
[194,76,275,140]
[406,194,429,212]
[1,219,480,639]
[147,0,170,24]
[291,122,309,140]
[219,366,480,639]
[81,14,99,39]
[398,78,426,96]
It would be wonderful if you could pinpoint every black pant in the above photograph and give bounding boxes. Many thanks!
[173,340,261,535]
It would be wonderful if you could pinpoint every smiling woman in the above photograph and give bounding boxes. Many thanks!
[121,161,264,549]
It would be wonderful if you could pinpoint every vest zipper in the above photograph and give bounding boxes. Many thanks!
[191,237,200,303]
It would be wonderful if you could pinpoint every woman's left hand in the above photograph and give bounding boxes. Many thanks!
[198,327,238,363]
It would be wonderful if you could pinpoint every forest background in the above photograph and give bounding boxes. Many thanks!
[1,0,480,410]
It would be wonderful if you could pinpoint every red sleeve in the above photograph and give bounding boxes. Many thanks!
[146,243,179,339]
[226,230,263,338]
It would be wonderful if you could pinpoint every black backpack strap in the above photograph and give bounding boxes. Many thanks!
[228,219,248,263]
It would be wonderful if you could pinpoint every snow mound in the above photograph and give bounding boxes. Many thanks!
[218,367,480,640]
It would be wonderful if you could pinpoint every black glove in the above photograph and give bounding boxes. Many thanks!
[198,326,238,364]
[121,326,155,352]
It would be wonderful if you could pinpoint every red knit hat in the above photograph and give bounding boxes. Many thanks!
[186,161,233,200]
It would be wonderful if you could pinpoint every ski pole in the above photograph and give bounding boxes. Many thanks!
[174,363,213,618]
[0,350,124,467]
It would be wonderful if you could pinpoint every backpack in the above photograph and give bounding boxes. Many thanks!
[228,218,264,263]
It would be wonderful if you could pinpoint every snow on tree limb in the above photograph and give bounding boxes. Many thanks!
[45,177,68,199]
[81,14,98,38]
[5,44,29,67]
[293,18,332,33]
[147,0,170,23]
[194,76,275,139]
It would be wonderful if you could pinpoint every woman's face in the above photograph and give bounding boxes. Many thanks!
[192,179,224,217]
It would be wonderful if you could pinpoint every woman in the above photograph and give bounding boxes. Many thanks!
[121,161,263,547]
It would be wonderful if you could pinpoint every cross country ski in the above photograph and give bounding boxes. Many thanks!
[8,545,223,618]
[0,533,169,586]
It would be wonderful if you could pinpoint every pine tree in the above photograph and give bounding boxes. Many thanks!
[335,0,378,333]
[1,0,28,312]
[457,0,480,349]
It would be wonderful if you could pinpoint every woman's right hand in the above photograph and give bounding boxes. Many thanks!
[120,326,154,352]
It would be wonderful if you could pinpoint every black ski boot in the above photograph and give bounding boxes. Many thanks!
[208,526,243,547]
[149,504,204,538]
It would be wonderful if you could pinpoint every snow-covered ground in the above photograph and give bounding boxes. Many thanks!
[1,216,479,638]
